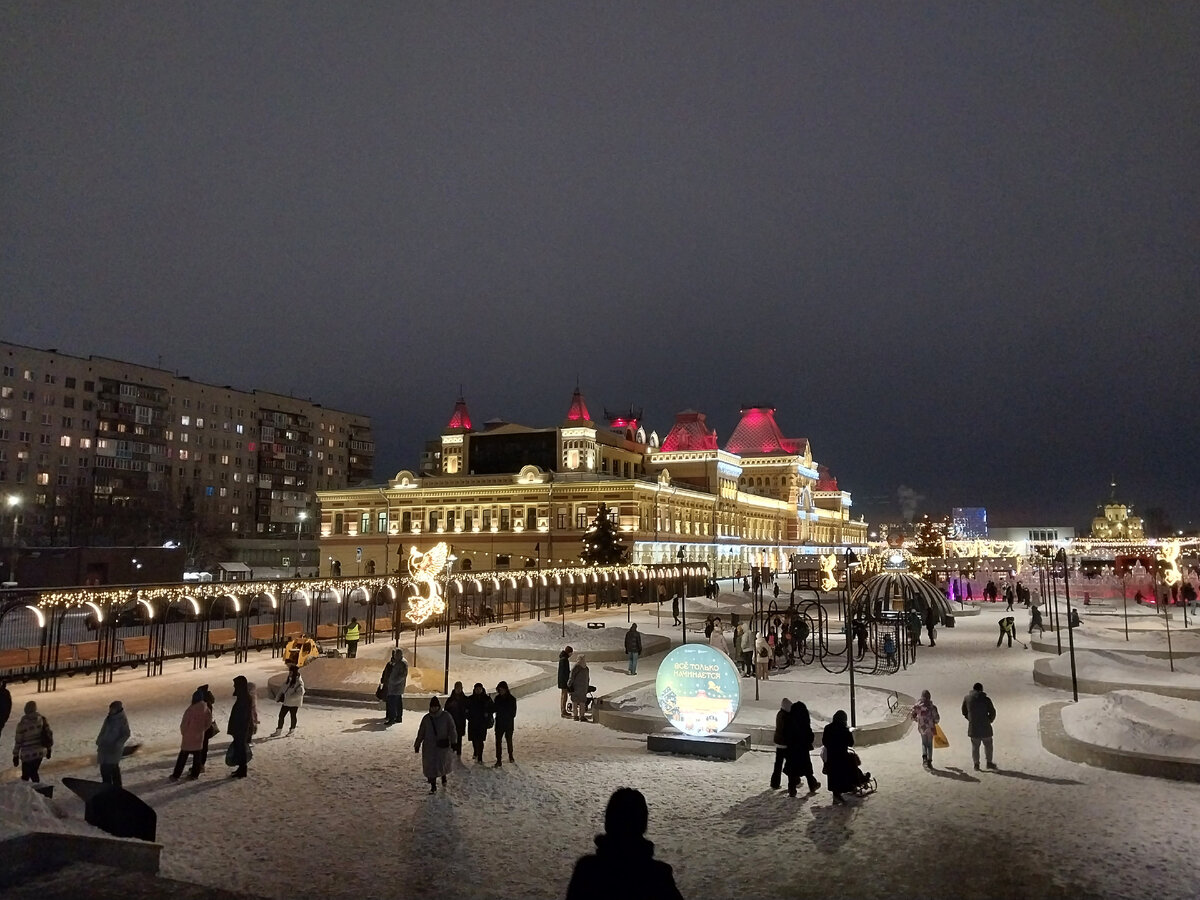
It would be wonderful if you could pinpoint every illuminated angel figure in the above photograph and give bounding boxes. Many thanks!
[820,553,838,592]
[405,543,451,625]
[1159,540,1182,587]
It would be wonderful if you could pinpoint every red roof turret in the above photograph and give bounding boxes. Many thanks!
[660,410,719,452]
[724,406,806,456]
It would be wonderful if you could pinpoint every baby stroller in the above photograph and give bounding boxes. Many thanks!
[565,685,597,721]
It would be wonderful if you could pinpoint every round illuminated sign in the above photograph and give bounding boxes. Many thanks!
[655,643,741,736]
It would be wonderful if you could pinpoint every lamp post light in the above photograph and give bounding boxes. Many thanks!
[6,495,21,585]
[845,548,860,727]
[295,511,307,578]
[1056,548,1079,702]
[677,548,686,645]
[443,552,458,695]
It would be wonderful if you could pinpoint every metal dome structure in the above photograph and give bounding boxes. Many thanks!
[849,571,954,624]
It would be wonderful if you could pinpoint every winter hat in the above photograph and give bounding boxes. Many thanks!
[24,700,37,714]
[920,690,931,701]
[973,682,983,692]
[496,681,509,692]
[575,655,586,666]
[109,700,123,713]
[191,689,204,703]
[780,698,792,712]
[604,788,649,838]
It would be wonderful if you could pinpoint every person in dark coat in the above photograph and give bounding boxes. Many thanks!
[769,698,791,790]
[444,681,468,757]
[0,680,11,744]
[852,618,868,659]
[924,607,938,646]
[226,676,253,778]
[95,699,131,786]
[492,680,517,766]
[624,624,643,675]
[565,787,683,900]
[558,646,574,718]
[1029,605,1044,636]
[961,682,997,771]
[785,699,820,796]
[822,709,865,804]
[671,595,680,626]
[464,682,494,763]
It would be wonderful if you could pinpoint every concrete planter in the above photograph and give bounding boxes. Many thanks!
[1039,701,1200,783]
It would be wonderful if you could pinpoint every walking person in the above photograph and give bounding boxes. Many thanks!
[852,618,868,659]
[1005,585,1015,611]
[822,709,858,805]
[0,680,11,746]
[568,655,591,722]
[558,646,574,718]
[12,700,52,783]
[785,698,821,796]
[996,616,1016,648]
[924,607,938,647]
[413,696,457,793]
[911,689,941,769]
[770,698,791,790]
[906,608,923,647]
[381,648,408,725]
[1029,605,1044,636]
[196,684,216,774]
[271,664,304,736]
[492,681,516,766]
[95,700,130,787]
[444,681,468,757]
[171,688,213,780]
[962,682,997,771]
[625,624,642,675]
[671,594,680,626]
[344,617,361,658]
[226,676,253,778]
[565,787,683,900]
[465,682,494,762]
[754,633,771,680]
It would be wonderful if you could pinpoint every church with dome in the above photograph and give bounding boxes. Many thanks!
[316,388,868,578]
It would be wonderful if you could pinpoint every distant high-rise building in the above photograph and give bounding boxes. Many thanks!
[1,342,372,574]
[952,507,988,539]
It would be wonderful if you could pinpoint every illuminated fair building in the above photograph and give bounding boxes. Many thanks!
[1091,496,1145,542]
[316,391,867,578]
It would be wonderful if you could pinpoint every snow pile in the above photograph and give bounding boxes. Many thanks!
[1046,649,1200,687]
[473,620,631,651]
[0,783,105,841]
[1061,690,1200,760]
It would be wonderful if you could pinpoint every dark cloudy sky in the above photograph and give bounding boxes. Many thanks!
[3,3,1197,529]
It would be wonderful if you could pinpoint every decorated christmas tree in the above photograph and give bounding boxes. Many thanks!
[580,502,629,566]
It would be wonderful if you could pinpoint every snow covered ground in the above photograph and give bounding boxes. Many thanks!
[1061,691,1200,760]
[3,605,1199,899]
[472,620,634,652]
[1045,648,1200,687]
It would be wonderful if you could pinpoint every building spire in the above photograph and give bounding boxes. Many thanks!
[445,393,472,432]
[565,386,592,423]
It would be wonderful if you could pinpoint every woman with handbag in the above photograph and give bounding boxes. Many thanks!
[225,676,253,779]
[270,665,305,736]
[464,682,495,762]
[911,689,942,769]
[414,696,457,793]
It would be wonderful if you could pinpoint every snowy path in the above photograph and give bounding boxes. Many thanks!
[4,605,1199,899]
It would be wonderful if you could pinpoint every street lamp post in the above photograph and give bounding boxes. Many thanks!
[295,511,307,578]
[845,548,860,727]
[6,495,21,585]
[1056,548,1079,702]
[443,552,458,695]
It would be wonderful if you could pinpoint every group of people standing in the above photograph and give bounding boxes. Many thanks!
[559,646,592,721]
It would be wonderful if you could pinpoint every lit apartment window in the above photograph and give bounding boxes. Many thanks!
[181,415,190,426]
[59,436,71,447]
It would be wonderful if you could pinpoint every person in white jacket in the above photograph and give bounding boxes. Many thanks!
[709,619,728,655]
[754,633,771,681]
[271,665,305,736]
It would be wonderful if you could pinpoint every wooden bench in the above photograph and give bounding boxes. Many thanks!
[282,620,304,638]
[315,623,340,641]
[207,628,238,651]
[248,623,277,642]
[120,636,152,657]
[0,647,30,670]
[372,616,392,634]
[72,641,102,662]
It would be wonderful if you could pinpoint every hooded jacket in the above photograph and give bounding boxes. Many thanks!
[384,650,409,696]
[180,698,213,752]
[96,703,131,765]
[566,835,683,900]
[961,687,996,739]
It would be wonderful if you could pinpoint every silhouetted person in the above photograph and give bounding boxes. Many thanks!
[565,788,683,900]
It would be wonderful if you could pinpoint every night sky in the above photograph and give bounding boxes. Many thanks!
[3,4,1197,529]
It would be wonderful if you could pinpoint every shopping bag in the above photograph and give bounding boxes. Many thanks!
[933,723,950,749]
